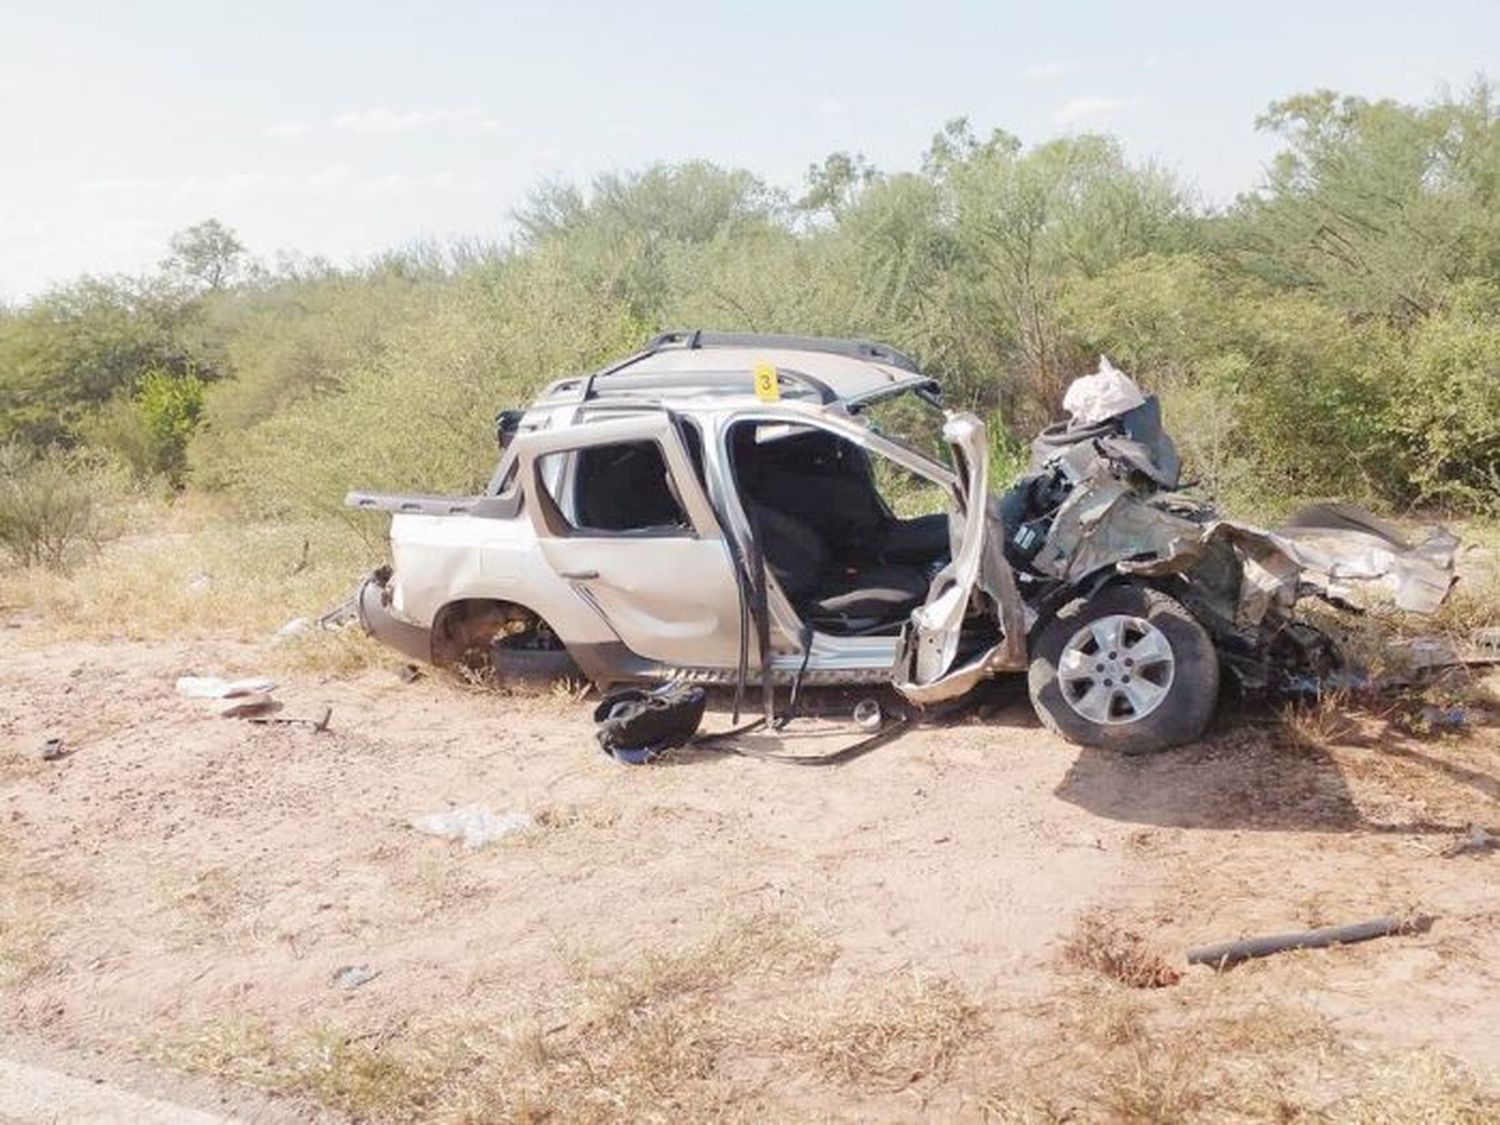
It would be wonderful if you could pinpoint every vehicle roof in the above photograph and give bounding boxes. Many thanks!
[534,331,929,408]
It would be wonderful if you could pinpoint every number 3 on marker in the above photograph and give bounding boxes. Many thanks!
[753,362,780,402]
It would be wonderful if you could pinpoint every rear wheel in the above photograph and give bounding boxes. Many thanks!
[1028,584,1218,753]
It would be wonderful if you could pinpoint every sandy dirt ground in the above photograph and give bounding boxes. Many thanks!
[1,629,1497,1121]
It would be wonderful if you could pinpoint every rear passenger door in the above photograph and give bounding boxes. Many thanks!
[514,413,747,670]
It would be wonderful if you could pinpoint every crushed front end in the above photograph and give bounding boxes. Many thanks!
[998,362,1459,694]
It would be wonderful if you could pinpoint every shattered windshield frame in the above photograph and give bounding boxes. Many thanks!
[846,381,955,472]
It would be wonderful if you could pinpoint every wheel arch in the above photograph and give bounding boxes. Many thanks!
[1026,566,1136,644]
[430,596,560,665]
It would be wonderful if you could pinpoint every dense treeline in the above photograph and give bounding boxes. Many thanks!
[2,84,1498,539]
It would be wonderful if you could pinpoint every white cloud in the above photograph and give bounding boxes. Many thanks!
[1054,94,1140,125]
[351,170,489,199]
[262,120,314,138]
[331,107,479,133]
[73,176,165,195]
[306,164,355,194]
[1023,60,1081,81]
[259,108,497,138]
[174,170,296,198]
[70,164,489,206]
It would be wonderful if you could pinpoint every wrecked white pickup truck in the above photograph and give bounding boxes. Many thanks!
[348,333,1457,753]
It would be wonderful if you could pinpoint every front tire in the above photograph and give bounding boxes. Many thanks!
[1027,584,1218,754]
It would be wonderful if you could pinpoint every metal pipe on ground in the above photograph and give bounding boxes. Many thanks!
[1187,915,1435,970]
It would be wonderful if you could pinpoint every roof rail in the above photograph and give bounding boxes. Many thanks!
[575,367,839,405]
[644,330,921,374]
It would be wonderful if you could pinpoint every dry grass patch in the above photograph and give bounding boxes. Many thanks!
[530,803,623,835]
[777,971,985,1091]
[159,912,836,1123]
[0,832,84,988]
[270,625,390,676]
[157,1017,456,1122]
[996,978,1499,1124]
[0,905,56,989]
[1028,988,1341,1122]
[130,909,1500,1122]
[1326,1049,1497,1124]
[1062,910,1182,989]
[1436,523,1500,640]
[569,910,835,1022]
[154,864,248,947]
[1280,688,1365,753]
[0,508,372,643]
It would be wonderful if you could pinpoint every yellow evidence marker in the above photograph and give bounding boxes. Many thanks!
[753,362,780,402]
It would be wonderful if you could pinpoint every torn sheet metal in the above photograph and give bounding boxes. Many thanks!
[1118,509,1457,624]
[1271,503,1459,614]
[1029,477,1203,586]
[1013,388,1457,629]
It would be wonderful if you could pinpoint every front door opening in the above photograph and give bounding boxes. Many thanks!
[726,420,952,636]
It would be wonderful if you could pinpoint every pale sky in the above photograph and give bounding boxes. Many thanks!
[1,0,1495,300]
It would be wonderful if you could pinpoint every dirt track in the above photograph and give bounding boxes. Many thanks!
[2,633,1498,1120]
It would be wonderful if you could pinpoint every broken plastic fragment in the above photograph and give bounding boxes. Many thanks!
[331,964,380,990]
[216,694,279,719]
[410,805,533,848]
[176,676,277,699]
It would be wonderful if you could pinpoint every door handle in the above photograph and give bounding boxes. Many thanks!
[559,569,598,580]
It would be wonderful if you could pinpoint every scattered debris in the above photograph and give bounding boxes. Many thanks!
[1389,629,1500,672]
[396,663,423,684]
[216,694,279,719]
[274,617,312,641]
[175,673,326,726]
[852,698,883,732]
[37,737,65,761]
[266,591,361,643]
[3,606,43,629]
[1443,824,1497,858]
[249,705,332,733]
[317,596,359,630]
[176,676,277,699]
[1473,626,1500,662]
[331,964,379,990]
[1418,705,1470,731]
[1188,914,1435,970]
[411,804,533,848]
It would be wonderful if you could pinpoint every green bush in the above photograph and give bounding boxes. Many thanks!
[196,263,647,521]
[81,370,204,485]
[1394,281,1500,510]
[136,370,204,483]
[0,443,127,569]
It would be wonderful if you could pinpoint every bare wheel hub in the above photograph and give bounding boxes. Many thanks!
[1057,613,1176,725]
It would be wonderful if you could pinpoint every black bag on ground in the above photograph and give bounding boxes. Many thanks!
[594,682,708,764]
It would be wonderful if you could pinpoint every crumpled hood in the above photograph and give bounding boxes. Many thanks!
[1037,483,1458,626]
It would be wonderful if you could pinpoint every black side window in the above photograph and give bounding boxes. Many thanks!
[540,441,690,535]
